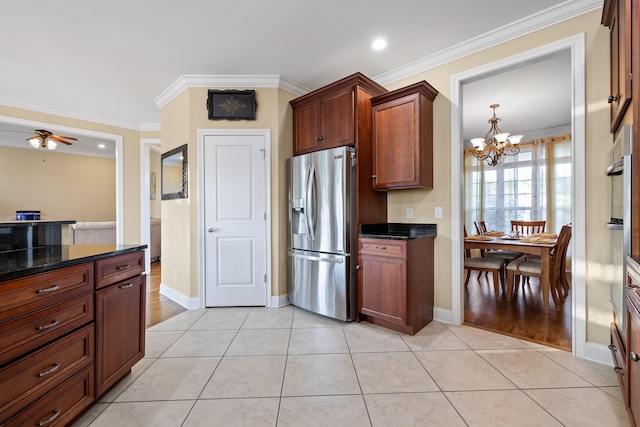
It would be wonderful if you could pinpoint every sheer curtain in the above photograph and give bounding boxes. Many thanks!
[465,134,572,234]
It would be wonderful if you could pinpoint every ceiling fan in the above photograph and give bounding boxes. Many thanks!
[27,129,76,150]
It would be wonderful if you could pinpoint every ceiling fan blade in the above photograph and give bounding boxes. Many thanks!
[49,135,73,145]
[55,135,78,141]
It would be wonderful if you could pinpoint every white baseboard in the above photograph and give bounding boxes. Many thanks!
[433,307,452,324]
[584,341,614,367]
[159,282,199,310]
[269,293,289,308]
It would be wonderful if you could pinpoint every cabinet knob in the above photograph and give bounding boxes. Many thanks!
[608,95,618,103]
[208,227,220,233]
[316,136,324,141]
[631,352,640,362]
[614,367,624,375]
[355,265,361,270]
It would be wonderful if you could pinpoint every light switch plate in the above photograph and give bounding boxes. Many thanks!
[406,208,414,219]
[435,207,443,219]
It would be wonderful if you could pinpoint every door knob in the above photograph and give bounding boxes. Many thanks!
[208,227,220,233]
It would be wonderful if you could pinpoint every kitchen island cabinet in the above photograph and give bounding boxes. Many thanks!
[0,240,145,426]
[95,251,145,396]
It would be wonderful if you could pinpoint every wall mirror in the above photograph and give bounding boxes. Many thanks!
[161,144,188,200]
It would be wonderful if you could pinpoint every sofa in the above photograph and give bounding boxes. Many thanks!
[70,221,116,245]
[150,218,161,262]
[70,219,161,261]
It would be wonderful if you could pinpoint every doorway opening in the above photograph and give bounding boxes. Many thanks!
[450,34,587,357]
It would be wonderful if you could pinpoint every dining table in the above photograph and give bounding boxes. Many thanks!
[464,233,558,313]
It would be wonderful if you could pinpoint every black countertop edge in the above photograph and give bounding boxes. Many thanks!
[0,220,77,227]
[0,244,147,282]
[359,223,437,240]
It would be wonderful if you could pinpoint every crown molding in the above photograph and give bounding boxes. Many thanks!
[154,75,310,110]
[0,94,143,131]
[375,0,602,85]
[139,123,161,132]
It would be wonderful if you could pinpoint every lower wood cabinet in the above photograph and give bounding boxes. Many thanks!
[0,247,146,425]
[358,237,434,335]
[627,286,640,426]
[3,364,94,427]
[95,273,145,397]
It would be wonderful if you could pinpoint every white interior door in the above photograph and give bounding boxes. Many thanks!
[203,134,267,306]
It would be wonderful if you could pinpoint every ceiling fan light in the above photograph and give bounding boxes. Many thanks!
[47,140,57,150]
[28,137,40,148]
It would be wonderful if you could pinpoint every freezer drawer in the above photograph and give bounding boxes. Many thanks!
[287,249,354,321]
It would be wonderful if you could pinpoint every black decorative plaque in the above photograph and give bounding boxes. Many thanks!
[207,89,257,120]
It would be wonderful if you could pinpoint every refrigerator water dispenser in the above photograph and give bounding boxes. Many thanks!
[290,198,306,234]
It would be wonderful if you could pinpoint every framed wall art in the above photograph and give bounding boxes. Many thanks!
[207,89,257,120]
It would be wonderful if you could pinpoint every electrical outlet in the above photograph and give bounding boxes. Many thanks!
[435,207,443,219]
[406,208,414,219]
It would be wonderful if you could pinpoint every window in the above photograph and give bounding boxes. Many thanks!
[465,135,572,234]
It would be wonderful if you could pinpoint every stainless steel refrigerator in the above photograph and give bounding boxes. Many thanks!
[287,146,356,321]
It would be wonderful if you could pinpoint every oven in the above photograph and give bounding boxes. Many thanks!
[605,124,632,334]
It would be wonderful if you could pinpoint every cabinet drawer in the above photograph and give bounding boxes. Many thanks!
[0,324,94,424]
[3,364,94,427]
[95,250,144,289]
[359,238,406,258]
[609,322,626,391]
[0,293,94,365]
[0,263,93,321]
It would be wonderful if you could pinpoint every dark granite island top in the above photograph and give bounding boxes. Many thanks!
[359,223,437,240]
[0,244,147,282]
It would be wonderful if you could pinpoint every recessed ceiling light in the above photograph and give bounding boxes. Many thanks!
[372,38,387,51]
[98,143,106,149]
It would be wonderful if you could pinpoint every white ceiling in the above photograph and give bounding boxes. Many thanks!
[0,0,597,154]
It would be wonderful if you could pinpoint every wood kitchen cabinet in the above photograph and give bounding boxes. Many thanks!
[622,256,640,426]
[0,263,96,425]
[602,0,632,133]
[627,270,640,426]
[95,251,146,397]
[371,81,438,190]
[291,72,388,156]
[0,245,146,425]
[358,236,434,335]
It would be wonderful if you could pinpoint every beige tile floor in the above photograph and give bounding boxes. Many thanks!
[73,306,631,427]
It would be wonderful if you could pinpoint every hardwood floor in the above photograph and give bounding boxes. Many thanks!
[464,271,572,351]
[146,261,186,328]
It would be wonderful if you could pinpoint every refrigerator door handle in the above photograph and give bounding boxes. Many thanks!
[288,250,344,263]
[306,162,316,241]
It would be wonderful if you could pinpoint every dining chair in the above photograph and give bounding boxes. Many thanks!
[474,220,521,263]
[511,220,546,236]
[505,224,572,310]
[474,220,488,235]
[464,225,505,301]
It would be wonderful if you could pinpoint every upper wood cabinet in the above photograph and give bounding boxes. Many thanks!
[602,0,632,133]
[291,72,387,156]
[371,81,438,190]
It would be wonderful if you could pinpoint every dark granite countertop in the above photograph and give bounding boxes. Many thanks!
[0,220,76,227]
[359,223,437,240]
[0,244,147,282]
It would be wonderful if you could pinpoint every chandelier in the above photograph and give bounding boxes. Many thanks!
[470,104,522,166]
